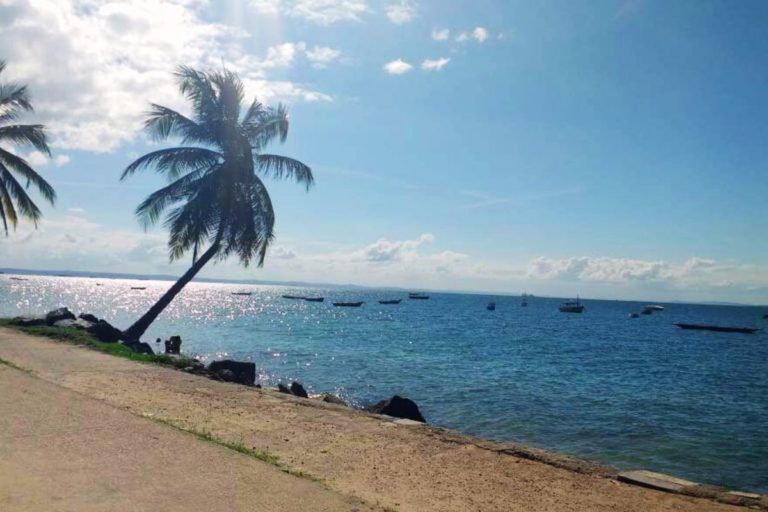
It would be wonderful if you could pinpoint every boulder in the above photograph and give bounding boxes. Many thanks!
[164,335,182,355]
[54,318,95,330]
[218,369,236,382]
[78,313,100,323]
[290,381,309,398]
[12,316,47,327]
[120,340,154,354]
[206,360,255,386]
[277,383,291,394]
[319,393,348,406]
[367,395,426,423]
[87,320,123,343]
[45,307,75,325]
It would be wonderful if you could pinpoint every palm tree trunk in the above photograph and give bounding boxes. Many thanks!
[121,242,219,341]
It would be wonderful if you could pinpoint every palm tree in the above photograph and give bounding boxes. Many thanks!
[120,66,313,341]
[0,61,56,234]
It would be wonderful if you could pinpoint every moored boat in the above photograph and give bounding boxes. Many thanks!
[231,292,252,296]
[282,294,306,300]
[378,299,402,305]
[333,301,364,307]
[131,286,147,290]
[486,302,496,311]
[559,297,584,313]
[408,292,429,300]
[304,297,325,302]
[674,323,759,334]
[521,293,528,307]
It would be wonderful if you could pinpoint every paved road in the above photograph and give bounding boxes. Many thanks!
[0,363,373,512]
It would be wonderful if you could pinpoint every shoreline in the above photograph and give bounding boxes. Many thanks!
[0,324,764,511]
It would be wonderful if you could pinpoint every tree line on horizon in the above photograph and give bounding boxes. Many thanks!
[0,61,314,341]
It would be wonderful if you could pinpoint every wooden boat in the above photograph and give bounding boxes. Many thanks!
[408,293,430,300]
[333,301,364,307]
[9,277,27,281]
[487,302,496,311]
[378,299,402,305]
[304,297,325,302]
[674,323,760,334]
[282,295,306,300]
[131,286,147,290]
[559,297,584,313]
[231,292,252,296]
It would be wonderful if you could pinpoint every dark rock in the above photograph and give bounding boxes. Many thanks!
[164,335,182,355]
[120,340,154,354]
[319,393,347,406]
[277,383,291,394]
[290,381,309,398]
[45,307,76,325]
[78,313,99,323]
[53,319,79,329]
[367,395,426,423]
[218,369,235,382]
[12,316,47,327]
[87,319,123,343]
[206,360,255,386]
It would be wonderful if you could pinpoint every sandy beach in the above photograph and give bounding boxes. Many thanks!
[0,326,759,512]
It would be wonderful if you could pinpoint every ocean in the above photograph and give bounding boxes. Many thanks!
[2,274,766,493]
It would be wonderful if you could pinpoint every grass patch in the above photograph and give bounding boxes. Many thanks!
[0,356,32,373]
[0,319,196,369]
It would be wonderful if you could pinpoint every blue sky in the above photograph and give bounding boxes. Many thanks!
[1,0,767,303]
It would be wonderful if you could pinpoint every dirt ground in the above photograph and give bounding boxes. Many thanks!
[0,327,750,512]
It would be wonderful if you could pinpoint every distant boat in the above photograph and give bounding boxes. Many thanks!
[231,292,252,296]
[408,293,429,300]
[9,277,27,281]
[486,302,496,311]
[640,308,653,315]
[629,313,639,318]
[521,293,528,307]
[378,299,402,305]
[645,305,665,311]
[674,323,759,334]
[333,301,364,307]
[95,283,103,286]
[559,297,584,313]
[282,295,306,300]
[304,297,325,302]
[131,286,147,290]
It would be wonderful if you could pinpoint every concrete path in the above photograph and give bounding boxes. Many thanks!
[0,364,373,512]
[0,327,752,512]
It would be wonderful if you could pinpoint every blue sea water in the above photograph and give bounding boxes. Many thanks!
[2,274,767,493]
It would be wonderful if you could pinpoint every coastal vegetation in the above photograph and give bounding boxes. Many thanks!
[120,66,313,341]
[0,60,56,234]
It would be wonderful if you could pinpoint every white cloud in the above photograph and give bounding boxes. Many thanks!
[456,26,489,43]
[385,1,417,24]
[473,26,489,43]
[421,57,450,71]
[271,246,297,259]
[251,0,370,24]
[67,207,85,214]
[54,155,71,167]
[0,0,331,152]
[431,28,450,41]
[383,59,413,75]
[19,150,70,167]
[305,46,342,69]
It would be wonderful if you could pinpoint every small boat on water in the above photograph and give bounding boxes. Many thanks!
[521,293,528,307]
[378,299,402,305]
[282,294,306,300]
[333,301,364,307]
[96,283,103,286]
[304,297,325,302]
[131,286,147,290]
[231,292,252,296]
[9,277,27,281]
[640,308,653,315]
[559,297,584,313]
[674,323,760,334]
[487,302,496,311]
[408,292,430,300]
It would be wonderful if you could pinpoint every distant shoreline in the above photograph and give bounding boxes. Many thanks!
[0,267,762,307]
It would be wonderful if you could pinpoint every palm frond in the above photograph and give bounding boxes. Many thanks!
[120,147,221,181]
[135,165,213,229]
[242,104,289,149]
[0,124,50,156]
[256,153,314,190]
[0,148,56,203]
[174,66,218,123]
[143,104,213,145]
[0,178,17,233]
[0,83,33,119]
[0,165,42,225]
[209,69,244,124]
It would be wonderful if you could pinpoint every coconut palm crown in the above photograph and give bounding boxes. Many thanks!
[0,60,56,234]
[120,66,313,341]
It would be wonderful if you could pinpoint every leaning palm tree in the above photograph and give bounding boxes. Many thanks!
[0,61,56,234]
[120,66,313,341]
